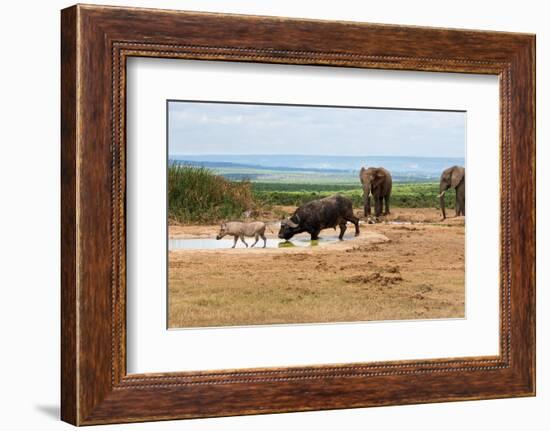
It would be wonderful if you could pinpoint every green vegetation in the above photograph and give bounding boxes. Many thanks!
[252,182,457,209]
[168,166,456,223]
[168,165,255,223]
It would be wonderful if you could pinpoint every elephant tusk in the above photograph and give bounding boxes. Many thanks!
[438,191,446,198]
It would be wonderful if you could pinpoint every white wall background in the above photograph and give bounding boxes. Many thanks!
[0,1,545,429]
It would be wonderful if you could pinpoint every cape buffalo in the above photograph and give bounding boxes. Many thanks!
[278,195,360,241]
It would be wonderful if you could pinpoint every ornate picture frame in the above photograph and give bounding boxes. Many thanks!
[61,4,535,425]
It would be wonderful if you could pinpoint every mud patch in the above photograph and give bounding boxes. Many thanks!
[345,244,382,253]
[417,283,434,293]
[273,253,310,261]
[385,265,401,274]
[344,270,403,287]
[392,225,419,231]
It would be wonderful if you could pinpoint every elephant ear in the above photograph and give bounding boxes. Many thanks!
[359,167,367,184]
[450,167,464,188]
[372,169,386,187]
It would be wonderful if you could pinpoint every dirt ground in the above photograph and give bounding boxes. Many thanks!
[168,208,465,328]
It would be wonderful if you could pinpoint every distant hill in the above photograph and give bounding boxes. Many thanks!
[169,154,465,183]
[169,159,355,174]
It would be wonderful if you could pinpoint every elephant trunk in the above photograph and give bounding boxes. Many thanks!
[363,183,372,216]
[439,190,447,219]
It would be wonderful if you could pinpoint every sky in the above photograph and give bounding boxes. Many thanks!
[168,101,465,158]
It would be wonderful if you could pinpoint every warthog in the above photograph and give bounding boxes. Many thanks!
[216,221,267,248]
[278,194,360,241]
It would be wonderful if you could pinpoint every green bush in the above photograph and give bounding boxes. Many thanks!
[252,182,456,209]
[168,165,255,223]
[168,168,458,225]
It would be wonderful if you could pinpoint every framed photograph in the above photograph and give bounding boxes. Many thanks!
[61,4,535,425]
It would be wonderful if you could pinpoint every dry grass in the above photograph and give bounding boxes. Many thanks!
[168,208,465,328]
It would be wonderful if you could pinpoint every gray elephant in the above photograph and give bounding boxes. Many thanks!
[438,165,465,219]
[359,167,392,217]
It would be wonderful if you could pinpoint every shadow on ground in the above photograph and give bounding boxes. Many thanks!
[35,404,59,420]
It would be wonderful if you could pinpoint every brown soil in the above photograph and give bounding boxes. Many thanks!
[168,208,465,328]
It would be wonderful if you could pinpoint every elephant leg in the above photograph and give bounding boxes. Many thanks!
[338,222,347,240]
[457,183,465,216]
[384,195,391,215]
[375,196,383,217]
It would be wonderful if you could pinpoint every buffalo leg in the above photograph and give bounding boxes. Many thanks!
[311,229,320,241]
[240,235,248,247]
[338,222,347,240]
[344,213,360,236]
[352,216,360,236]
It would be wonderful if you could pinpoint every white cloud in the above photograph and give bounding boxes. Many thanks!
[168,101,465,157]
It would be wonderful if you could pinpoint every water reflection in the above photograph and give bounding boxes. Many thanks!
[169,234,354,250]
